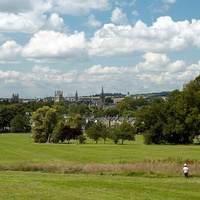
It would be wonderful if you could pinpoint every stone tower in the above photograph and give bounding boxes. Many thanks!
[11,94,19,103]
[54,90,63,102]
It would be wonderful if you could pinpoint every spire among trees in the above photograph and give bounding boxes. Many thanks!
[75,90,78,101]
[100,86,105,107]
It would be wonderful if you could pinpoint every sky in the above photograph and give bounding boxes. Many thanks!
[0,0,200,98]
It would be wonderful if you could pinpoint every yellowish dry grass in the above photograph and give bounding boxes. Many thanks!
[1,161,199,177]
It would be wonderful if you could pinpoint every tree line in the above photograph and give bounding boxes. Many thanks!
[135,75,200,144]
[1,75,200,144]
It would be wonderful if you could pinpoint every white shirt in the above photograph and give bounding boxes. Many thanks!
[183,166,189,173]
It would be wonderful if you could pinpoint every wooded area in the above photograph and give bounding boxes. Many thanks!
[1,75,200,144]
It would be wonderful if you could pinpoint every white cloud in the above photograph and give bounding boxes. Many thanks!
[0,33,10,42]
[52,0,111,16]
[187,61,200,71]
[85,15,102,28]
[80,54,196,93]
[115,0,136,7]
[22,30,88,63]
[32,65,61,74]
[150,4,170,13]
[0,11,45,33]
[135,53,170,72]
[45,13,66,32]
[132,10,139,17]
[163,0,176,4]
[89,16,200,57]
[0,54,200,97]
[0,40,22,64]
[111,7,128,25]
[0,1,55,33]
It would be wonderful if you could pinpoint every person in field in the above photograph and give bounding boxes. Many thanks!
[183,163,189,178]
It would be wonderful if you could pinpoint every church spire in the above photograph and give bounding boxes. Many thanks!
[100,86,105,107]
[75,90,78,101]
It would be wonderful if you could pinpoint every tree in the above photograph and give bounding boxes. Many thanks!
[109,125,119,144]
[85,121,105,144]
[105,97,114,105]
[30,106,58,143]
[116,97,148,116]
[135,98,167,144]
[115,121,135,145]
[0,104,25,132]
[100,123,109,144]
[66,114,84,130]
[10,114,31,133]
[103,107,119,117]
[51,120,64,143]
[67,104,90,116]
[51,114,84,144]
[135,75,200,144]
[77,134,87,144]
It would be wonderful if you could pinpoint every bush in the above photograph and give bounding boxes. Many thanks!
[77,134,87,144]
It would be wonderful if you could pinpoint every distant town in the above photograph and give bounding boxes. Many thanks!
[0,87,170,106]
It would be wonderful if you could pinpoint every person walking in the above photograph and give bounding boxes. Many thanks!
[183,163,189,178]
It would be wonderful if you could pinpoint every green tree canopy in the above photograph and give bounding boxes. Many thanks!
[85,120,106,144]
[30,106,58,143]
[114,121,135,145]
[136,75,200,144]
[10,114,31,133]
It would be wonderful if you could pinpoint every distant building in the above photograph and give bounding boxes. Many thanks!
[11,94,19,103]
[99,86,105,107]
[54,90,63,102]
[75,90,78,101]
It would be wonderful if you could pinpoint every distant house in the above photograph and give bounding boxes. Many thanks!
[85,116,136,127]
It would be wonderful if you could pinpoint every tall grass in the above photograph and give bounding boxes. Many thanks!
[1,161,199,177]
[0,133,200,177]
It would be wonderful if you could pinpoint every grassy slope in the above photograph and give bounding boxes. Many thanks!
[0,171,200,200]
[0,134,200,199]
[0,133,200,165]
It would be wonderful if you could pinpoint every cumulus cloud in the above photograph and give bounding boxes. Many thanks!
[89,16,200,57]
[0,0,55,33]
[0,40,22,64]
[115,0,136,7]
[111,7,128,25]
[0,11,46,33]
[163,0,176,3]
[85,15,102,28]
[132,10,139,17]
[79,54,196,93]
[22,30,88,63]
[0,54,200,97]
[32,65,61,74]
[52,0,111,16]
[45,13,66,32]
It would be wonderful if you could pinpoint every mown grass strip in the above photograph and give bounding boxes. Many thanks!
[0,171,200,200]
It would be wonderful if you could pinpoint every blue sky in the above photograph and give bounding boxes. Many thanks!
[0,0,200,98]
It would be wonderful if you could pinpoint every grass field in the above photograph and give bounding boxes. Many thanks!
[0,133,200,199]
[0,171,200,200]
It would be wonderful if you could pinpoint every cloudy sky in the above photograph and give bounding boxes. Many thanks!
[0,0,199,98]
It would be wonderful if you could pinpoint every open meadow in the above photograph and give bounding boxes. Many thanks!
[0,133,200,199]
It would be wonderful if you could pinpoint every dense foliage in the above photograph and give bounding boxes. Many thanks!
[136,75,200,144]
[2,75,200,145]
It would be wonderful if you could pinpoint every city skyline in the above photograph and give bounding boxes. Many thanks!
[0,0,200,98]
